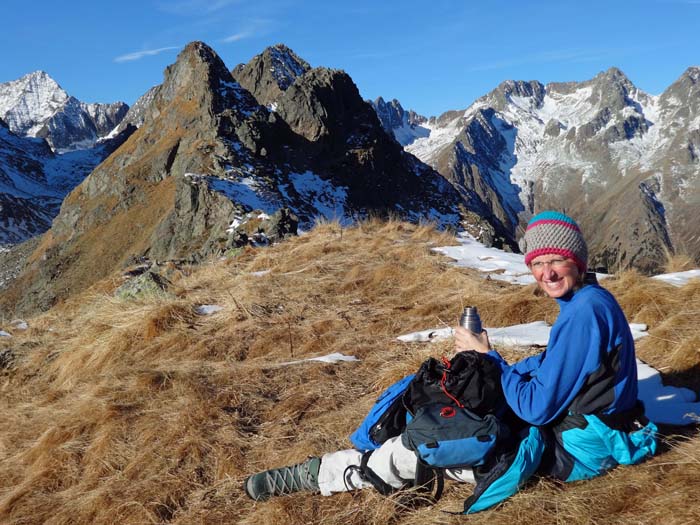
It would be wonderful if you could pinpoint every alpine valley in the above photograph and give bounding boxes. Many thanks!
[1,41,699,315]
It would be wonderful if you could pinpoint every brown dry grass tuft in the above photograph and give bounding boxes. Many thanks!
[663,249,696,273]
[0,218,698,525]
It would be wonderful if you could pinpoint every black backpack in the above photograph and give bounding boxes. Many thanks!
[351,351,516,500]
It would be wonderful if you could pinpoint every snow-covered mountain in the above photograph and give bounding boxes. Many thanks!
[389,67,700,273]
[0,71,128,151]
[369,97,430,146]
[0,72,133,246]
[0,117,130,245]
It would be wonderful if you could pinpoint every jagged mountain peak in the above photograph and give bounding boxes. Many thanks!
[157,41,260,119]
[492,79,545,108]
[10,70,63,90]
[232,43,311,107]
[0,70,69,136]
[0,69,128,150]
[665,66,700,94]
[589,67,637,95]
[684,66,700,81]
[370,96,429,146]
[597,66,629,81]
[274,66,370,144]
[264,43,311,87]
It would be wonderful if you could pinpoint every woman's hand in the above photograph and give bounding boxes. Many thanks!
[454,326,491,354]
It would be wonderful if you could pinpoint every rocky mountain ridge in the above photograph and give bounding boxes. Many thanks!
[392,66,700,273]
[0,72,132,247]
[369,97,430,146]
[0,42,465,316]
[0,71,128,151]
[0,117,131,246]
[4,42,698,317]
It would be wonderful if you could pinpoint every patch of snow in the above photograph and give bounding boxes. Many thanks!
[278,352,360,366]
[652,269,700,287]
[538,86,596,127]
[208,176,282,215]
[397,320,647,346]
[43,147,102,192]
[396,326,452,343]
[636,359,700,425]
[0,330,11,337]
[226,216,242,233]
[195,304,223,315]
[391,120,431,147]
[406,115,464,165]
[250,270,271,277]
[433,232,535,285]
[629,323,650,340]
[280,171,350,223]
[487,321,552,346]
[10,320,28,330]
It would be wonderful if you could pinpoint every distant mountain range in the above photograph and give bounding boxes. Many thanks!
[0,42,463,315]
[372,68,700,273]
[0,71,128,151]
[0,42,698,315]
[0,72,132,246]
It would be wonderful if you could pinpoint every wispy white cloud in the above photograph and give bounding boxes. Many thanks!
[219,18,274,44]
[114,46,180,63]
[156,0,242,15]
[222,31,252,43]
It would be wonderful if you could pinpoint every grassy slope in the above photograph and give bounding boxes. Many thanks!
[0,219,698,525]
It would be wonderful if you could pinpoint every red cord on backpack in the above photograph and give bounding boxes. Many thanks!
[440,356,464,408]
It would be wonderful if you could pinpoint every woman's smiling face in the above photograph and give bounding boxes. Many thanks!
[529,254,581,298]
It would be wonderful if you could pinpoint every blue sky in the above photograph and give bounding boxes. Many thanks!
[2,0,700,117]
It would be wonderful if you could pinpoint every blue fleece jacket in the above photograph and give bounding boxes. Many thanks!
[488,284,638,426]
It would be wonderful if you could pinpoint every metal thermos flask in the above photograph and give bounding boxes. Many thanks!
[459,306,482,334]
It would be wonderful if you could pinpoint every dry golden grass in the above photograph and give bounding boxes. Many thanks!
[662,249,696,273]
[0,218,698,525]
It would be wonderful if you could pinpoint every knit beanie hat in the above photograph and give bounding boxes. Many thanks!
[523,211,588,272]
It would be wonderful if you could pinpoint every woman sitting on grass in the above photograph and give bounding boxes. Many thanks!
[244,211,658,504]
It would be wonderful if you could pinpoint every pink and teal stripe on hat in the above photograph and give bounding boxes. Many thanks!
[523,211,588,272]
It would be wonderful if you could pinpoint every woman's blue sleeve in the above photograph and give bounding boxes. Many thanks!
[500,311,603,425]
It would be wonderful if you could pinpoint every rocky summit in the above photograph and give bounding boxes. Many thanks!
[0,71,128,151]
[400,67,700,273]
[369,97,430,147]
[0,42,465,316]
[0,72,132,248]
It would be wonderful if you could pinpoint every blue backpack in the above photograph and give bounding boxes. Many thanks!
[349,374,414,451]
[349,351,544,512]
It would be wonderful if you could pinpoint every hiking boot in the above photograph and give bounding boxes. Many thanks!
[244,456,321,501]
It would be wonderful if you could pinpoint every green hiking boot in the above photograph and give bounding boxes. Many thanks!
[244,456,321,501]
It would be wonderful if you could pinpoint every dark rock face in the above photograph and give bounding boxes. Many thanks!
[0,121,69,244]
[274,66,462,213]
[232,44,310,107]
[0,193,53,243]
